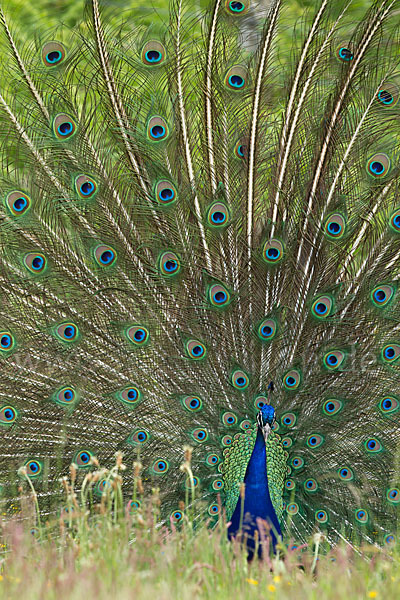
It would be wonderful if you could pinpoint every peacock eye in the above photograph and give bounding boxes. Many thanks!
[366,153,390,178]
[324,213,346,239]
[54,322,79,342]
[323,399,343,416]
[285,479,295,490]
[24,460,43,478]
[263,238,284,264]
[206,202,231,228]
[371,285,394,307]
[231,369,249,390]
[291,456,304,469]
[389,209,400,232]
[311,295,334,319]
[386,488,400,503]
[315,509,328,523]
[129,429,150,445]
[158,251,181,277]
[42,41,66,67]
[0,405,18,425]
[304,478,318,492]
[364,437,383,453]
[141,41,166,65]
[186,339,207,360]
[225,0,250,15]
[208,503,221,516]
[125,325,150,347]
[306,434,324,448]
[155,180,177,206]
[0,332,16,353]
[234,138,248,159]
[222,411,238,426]
[74,450,93,468]
[151,459,169,474]
[171,510,183,523]
[355,508,368,523]
[212,479,224,491]
[181,395,203,412]
[378,396,399,414]
[191,427,209,443]
[118,386,141,406]
[221,434,233,447]
[6,191,31,216]
[323,350,346,370]
[376,82,399,107]
[208,283,231,308]
[224,65,248,90]
[381,344,400,363]
[94,244,117,267]
[206,453,220,467]
[55,386,77,407]
[283,369,301,390]
[338,466,354,481]
[257,318,277,341]
[53,113,77,140]
[254,395,267,410]
[74,175,98,199]
[281,412,297,428]
[286,502,299,515]
[336,44,353,62]
[24,252,47,274]
[147,116,169,141]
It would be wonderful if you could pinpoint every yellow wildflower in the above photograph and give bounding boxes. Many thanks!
[368,592,378,599]
[273,575,281,583]
[267,584,276,592]
[246,578,259,586]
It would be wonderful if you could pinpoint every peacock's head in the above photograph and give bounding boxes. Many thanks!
[257,404,276,432]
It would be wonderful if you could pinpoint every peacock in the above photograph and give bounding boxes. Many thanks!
[0,0,399,557]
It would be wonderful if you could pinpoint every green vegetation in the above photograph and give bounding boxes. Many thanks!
[0,452,398,599]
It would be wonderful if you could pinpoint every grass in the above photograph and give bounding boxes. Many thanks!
[0,453,398,599]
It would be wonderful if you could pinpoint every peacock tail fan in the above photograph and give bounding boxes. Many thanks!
[0,0,399,548]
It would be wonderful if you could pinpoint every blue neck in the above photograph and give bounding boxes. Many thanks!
[227,427,281,558]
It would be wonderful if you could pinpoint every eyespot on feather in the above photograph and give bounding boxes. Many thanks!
[186,339,207,360]
[311,295,334,319]
[141,41,166,66]
[74,450,93,468]
[94,245,117,267]
[224,65,248,90]
[158,251,181,277]
[366,153,391,178]
[371,284,395,307]
[181,395,203,412]
[283,369,301,390]
[376,82,399,107]
[263,239,284,264]
[147,116,169,141]
[42,41,66,67]
[206,202,231,228]
[231,369,249,390]
[54,322,79,343]
[6,191,31,216]
[225,0,250,15]
[54,386,77,407]
[24,252,47,274]
[118,386,142,406]
[75,175,98,199]
[324,213,346,239]
[0,405,18,425]
[323,350,346,370]
[191,427,209,443]
[125,325,150,347]
[0,332,16,354]
[155,181,177,206]
[53,114,77,140]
